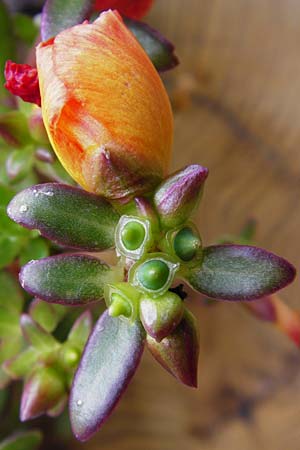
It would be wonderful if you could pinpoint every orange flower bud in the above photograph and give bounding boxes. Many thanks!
[36,10,173,200]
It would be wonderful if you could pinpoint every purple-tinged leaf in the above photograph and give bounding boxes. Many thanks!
[140,292,184,341]
[124,18,179,72]
[20,254,114,306]
[70,311,145,441]
[154,165,209,229]
[20,314,58,351]
[21,367,66,421]
[7,183,119,251]
[187,245,296,301]
[147,310,199,387]
[41,0,93,41]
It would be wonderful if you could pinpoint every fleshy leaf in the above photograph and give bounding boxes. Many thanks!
[7,183,119,251]
[0,430,42,450]
[6,147,34,182]
[147,310,199,387]
[0,270,23,313]
[29,299,66,333]
[187,245,296,301]
[154,165,209,229]
[3,347,38,380]
[125,18,179,72]
[20,314,58,351]
[41,0,93,41]
[20,254,114,305]
[20,367,66,421]
[70,311,145,441]
[68,310,93,349]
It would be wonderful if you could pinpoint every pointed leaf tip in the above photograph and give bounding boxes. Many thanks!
[70,311,145,441]
[187,245,296,301]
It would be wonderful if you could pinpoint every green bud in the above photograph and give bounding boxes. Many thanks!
[140,292,184,341]
[129,253,179,297]
[147,310,199,387]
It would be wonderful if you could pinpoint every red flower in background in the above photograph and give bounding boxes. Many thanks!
[94,0,154,19]
[4,61,41,106]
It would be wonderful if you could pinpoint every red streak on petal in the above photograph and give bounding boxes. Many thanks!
[94,0,154,19]
[4,60,41,106]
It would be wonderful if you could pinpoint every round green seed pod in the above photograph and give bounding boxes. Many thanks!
[121,221,146,251]
[174,226,201,262]
[136,260,170,291]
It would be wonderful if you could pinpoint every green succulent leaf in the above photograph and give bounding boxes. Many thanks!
[68,311,93,350]
[20,314,58,351]
[7,183,120,251]
[0,111,31,147]
[0,430,42,450]
[3,347,38,380]
[29,299,66,333]
[70,311,145,441]
[13,13,39,45]
[6,147,34,183]
[20,254,115,305]
[41,0,93,41]
[187,245,296,301]
[0,270,23,313]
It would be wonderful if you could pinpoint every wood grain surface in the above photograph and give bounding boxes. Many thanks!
[79,1,300,449]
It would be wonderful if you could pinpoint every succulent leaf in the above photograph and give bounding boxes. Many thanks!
[41,0,93,41]
[187,245,296,300]
[70,311,145,441]
[125,18,179,72]
[147,310,199,387]
[20,254,115,305]
[7,183,119,251]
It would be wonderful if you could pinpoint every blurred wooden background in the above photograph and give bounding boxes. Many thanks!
[81,1,300,449]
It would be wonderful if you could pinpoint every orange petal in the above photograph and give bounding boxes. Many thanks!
[36,11,173,200]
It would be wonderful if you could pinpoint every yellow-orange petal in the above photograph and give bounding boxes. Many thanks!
[36,10,173,200]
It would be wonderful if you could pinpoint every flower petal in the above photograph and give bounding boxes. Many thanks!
[36,11,173,200]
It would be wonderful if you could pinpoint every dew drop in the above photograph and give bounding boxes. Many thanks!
[77,399,83,406]
[19,205,28,213]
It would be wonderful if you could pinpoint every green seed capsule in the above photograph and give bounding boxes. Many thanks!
[137,260,170,291]
[174,227,200,261]
[121,221,146,251]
